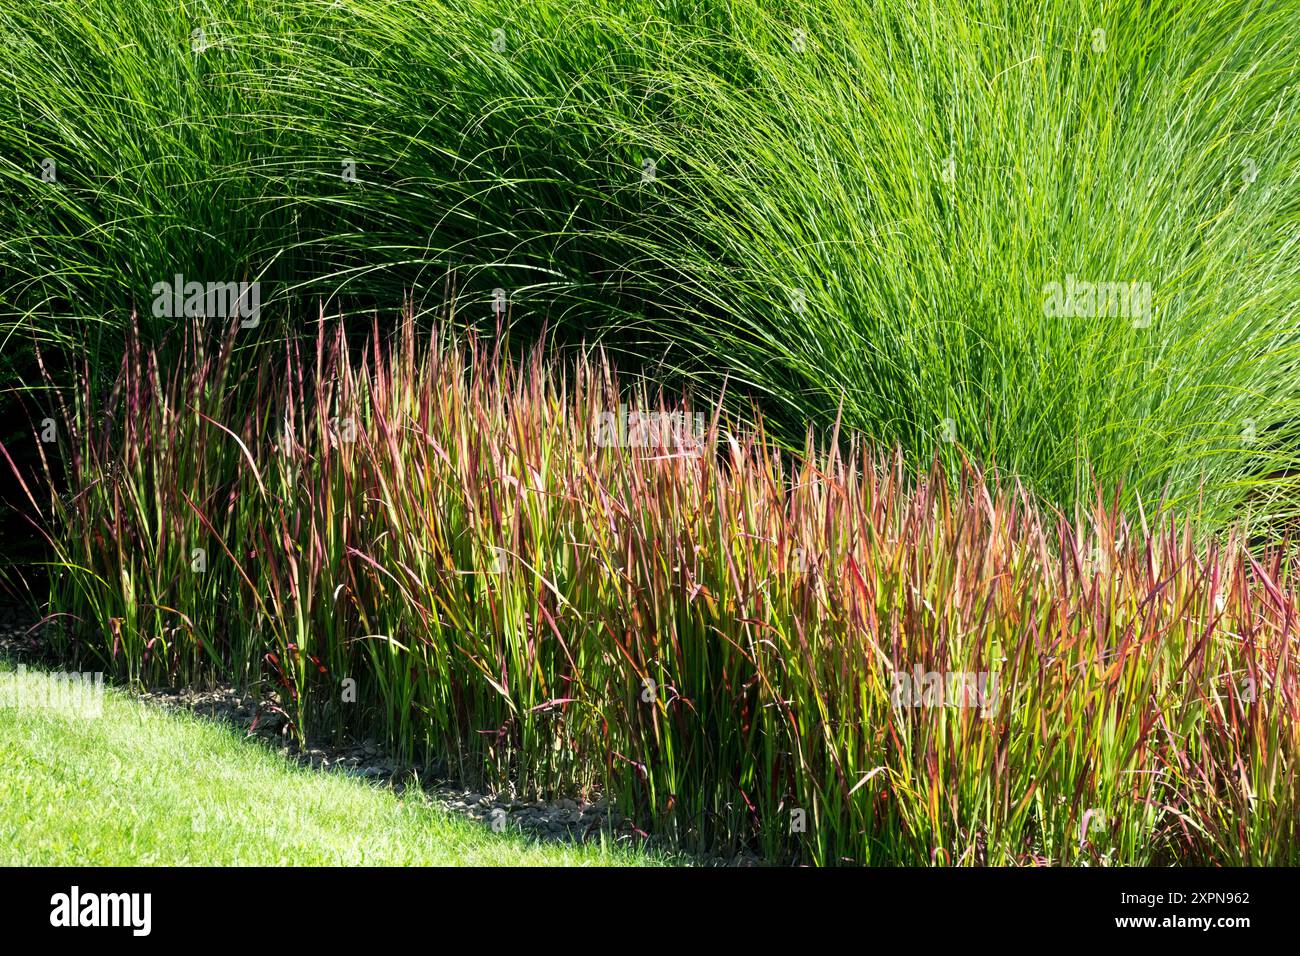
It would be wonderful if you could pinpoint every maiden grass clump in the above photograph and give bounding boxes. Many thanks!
[10,313,1299,865]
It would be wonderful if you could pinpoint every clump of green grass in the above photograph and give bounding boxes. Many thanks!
[9,312,1298,865]
[2,0,1298,526]
[0,661,662,865]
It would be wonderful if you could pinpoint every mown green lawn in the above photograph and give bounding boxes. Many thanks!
[0,664,664,866]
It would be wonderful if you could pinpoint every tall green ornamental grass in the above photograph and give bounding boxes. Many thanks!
[1,0,1298,526]
[8,313,1298,865]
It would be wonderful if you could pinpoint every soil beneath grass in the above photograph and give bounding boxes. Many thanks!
[0,604,758,865]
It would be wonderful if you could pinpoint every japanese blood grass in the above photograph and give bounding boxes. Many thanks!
[2,0,1299,531]
[9,313,1300,865]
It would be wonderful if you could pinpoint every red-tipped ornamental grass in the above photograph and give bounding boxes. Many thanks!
[11,311,1299,864]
